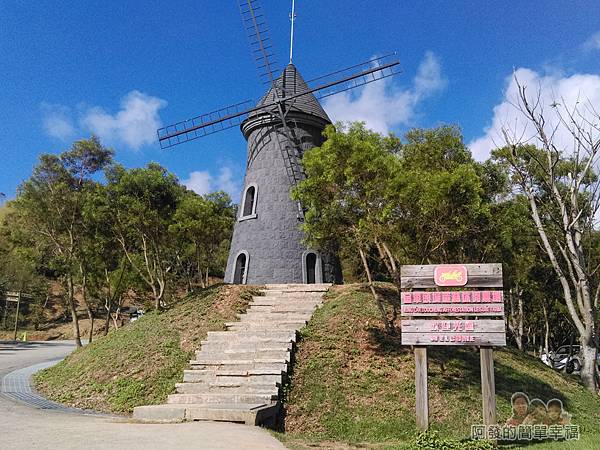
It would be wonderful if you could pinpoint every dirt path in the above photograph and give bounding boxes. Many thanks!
[0,340,286,450]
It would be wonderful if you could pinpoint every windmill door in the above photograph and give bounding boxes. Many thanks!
[233,252,248,284]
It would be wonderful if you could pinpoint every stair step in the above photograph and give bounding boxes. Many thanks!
[263,283,330,290]
[233,319,309,326]
[175,382,279,394]
[226,323,307,331]
[133,403,279,425]
[199,341,293,351]
[238,316,312,324]
[189,362,287,373]
[236,314,311,320]
[206,331,296,341]
[226,320,307,326]
[186,402,279,425]
[191,358,287,365]
[247,304,318,312]
[209,378,282,387]
[183,370,283,383]
[241,311,314,317]
[251,293,323,299]
[259,292,326,298]
[167,392,276,404]
[195,350,290,361]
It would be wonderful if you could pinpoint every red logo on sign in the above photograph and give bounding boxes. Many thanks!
[434,265,468,287]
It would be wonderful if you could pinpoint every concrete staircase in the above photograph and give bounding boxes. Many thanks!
[133,283,330,426]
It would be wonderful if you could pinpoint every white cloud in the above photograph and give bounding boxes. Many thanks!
[183,166,241,201]
[41,91,166,150]
[414,51,447,100]
[41,103,75,140]
[469,68,600,161]
[183,171,213,196]
[323,51,447,134]
[81,91,167,150]
[215,167,238,198]
[583,31,600,51]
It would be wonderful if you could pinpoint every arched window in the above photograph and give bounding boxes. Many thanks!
[233,251,249,284]
[243,186,255,216]
[239,184,258,220]
[302,250,322,284]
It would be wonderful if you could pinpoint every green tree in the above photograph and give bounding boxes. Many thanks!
[294,122,402,331]
[11,137,113,346]
[106,163,184,310]
[170,191,235,292]
[389,126,494,264]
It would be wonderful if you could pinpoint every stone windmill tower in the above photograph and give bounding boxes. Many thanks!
[225,63,336,285]
[157,0,400,284]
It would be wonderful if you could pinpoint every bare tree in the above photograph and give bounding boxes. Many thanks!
[499,77,600,393]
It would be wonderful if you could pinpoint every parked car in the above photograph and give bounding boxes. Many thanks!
[549,344,600,374]
[549,345,581,373]
[120,306,144,322]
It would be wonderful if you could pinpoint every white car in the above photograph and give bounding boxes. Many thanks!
[549,345,581,373]
[549,345,600,374]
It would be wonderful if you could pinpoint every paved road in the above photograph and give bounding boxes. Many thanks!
[0,340,286,450]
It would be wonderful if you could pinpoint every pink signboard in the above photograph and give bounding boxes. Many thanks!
[401,304,504,316]
[402,290,503,304]
[434,265,468,287]
[401,319,506,346]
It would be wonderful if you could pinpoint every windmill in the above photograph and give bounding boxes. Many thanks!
[158,0,401,285]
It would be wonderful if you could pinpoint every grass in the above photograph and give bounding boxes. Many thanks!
[34,284,258,414]
[280,283,600,449]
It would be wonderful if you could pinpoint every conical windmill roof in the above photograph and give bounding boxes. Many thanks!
[249,64,331,124]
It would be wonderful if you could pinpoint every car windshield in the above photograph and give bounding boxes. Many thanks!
[556,346,579,354]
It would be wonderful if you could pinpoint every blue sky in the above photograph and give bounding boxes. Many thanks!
[1,1,600,203]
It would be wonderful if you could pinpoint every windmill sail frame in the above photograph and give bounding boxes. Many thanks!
[157,55,401,149]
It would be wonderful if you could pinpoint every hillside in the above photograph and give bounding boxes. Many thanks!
[34,285,258,413]
[32,282,600,448]
[281,284,600,448]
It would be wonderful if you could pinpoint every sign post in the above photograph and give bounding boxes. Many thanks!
[13,291,21,341]
[3,291,32,339]
[414,346,429,431]
[400,264,506,431]
[480,347,496,426]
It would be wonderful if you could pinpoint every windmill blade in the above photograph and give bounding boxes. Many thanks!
[309,53,402,100]
[157,99,255,149]
[158,54,402,149]
[238,0,280,86]
[249,54,401,110]
[272,118,306,220]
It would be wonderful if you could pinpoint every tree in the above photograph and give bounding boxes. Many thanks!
[389,126,495,264]
[293,122,401,332]
[106,163,184,310]
[495,79,600,393]
[294,123,502,333]
[12,137,113,346]
[80,182,133,337]
[170,191,236,292]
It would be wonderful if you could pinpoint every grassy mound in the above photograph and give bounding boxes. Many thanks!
[282,284,600,448]
[34,285,258,414]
